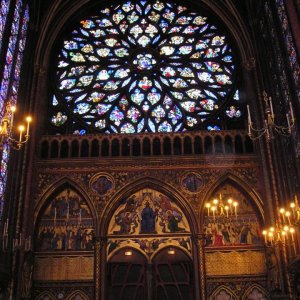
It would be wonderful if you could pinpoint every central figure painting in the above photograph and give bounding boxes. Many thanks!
[108,189,190,235]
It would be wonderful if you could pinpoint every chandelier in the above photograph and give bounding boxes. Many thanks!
[205,194,238,221]
[0,103,32,150]
[247,91,295,140]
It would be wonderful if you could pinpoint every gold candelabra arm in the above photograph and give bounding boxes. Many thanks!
[0,107,32,150]
[247,91,295,141]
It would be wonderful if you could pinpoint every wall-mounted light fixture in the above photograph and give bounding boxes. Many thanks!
[124,250,133,256]
[0,103,32,150]
[168,248,175,255]
[205,193,238,221]
[247,91,294,141]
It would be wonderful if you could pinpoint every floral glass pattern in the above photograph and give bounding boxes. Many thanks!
[53,0,238,133]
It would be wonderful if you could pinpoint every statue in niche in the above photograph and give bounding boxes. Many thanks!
[140,201,157,233]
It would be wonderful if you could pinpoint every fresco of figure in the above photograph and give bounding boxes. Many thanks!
[140,201,157,233]
[114,196,138,234]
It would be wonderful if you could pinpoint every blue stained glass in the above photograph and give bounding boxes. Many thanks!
[0,4,29,218]
[0,0,11,53]
[53,0,237,134]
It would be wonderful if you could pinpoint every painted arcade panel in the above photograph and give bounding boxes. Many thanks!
[35,189,94,251]
[203,184,263,248]
[108,189,190,236]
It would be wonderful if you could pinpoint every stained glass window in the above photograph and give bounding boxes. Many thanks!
[53,0,242,134]
[276,0,300,97]
[0,0,11,53]
[0,3,29,218]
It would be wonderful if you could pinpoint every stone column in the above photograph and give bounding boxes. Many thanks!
[193,234,206,300]
[94,236,107,300]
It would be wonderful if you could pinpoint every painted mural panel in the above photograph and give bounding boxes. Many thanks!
[203,184,263,248]
[36,189,94,251]
[108,189,190,235]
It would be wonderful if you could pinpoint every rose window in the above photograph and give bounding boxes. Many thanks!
[52,0,239,134]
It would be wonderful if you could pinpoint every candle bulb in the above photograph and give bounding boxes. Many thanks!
[205,203,211,216]
[247,105,252,124]
[227,199,233,215]
[269,97,274,119]
[18,125,24,142]
[289,101,295,121]
[10,106,16,134]
[279,208,285,223]
[262,230,267,243]
[286,113,291,132]
[211,206,216,221]
[233,202,238,217]
[225,206,229,218]
[25,116,32,136]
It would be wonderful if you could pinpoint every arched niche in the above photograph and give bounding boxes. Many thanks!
[242,284,267,300]
[203,182,263,248]
[35,187,95,252]
[65,290,90,300]
[35,292,56,300]
[201,174,264,249]
[209,286,238,300]
[106,188,192,262]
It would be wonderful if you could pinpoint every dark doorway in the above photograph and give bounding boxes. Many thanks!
[107,247,194,300]
[107,248,147,300]
[153,247,194,300]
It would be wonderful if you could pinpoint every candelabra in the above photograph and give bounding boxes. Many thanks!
[205,194,238,221]
[0,103,32,150]
[247,91,295,141]
[262,196,299,255]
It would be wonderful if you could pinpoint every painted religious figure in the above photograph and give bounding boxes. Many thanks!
[91,175,113,195]
[182,173,202,193]
[108,189,190,235]
[36,189,94,251]
[140,201,157,233]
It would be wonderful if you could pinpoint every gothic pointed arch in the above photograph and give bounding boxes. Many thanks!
[209,285,239,300]
[34,177,97,230]
[34,179,95,252]
[201,173,264,248]
[101,176,197,236]
[65,290,89,300]
[242,284,267,300]
[104,180,195,267]
[201,171,264,225]
[32,178,95,288]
